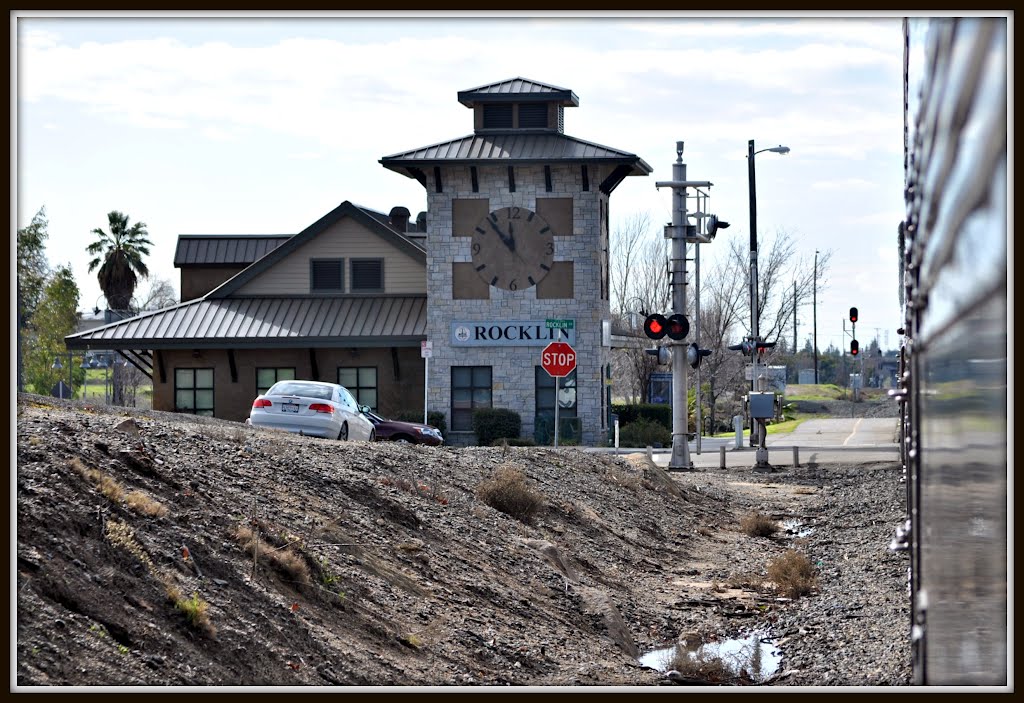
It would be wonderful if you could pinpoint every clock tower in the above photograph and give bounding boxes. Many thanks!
[381,78,651,445]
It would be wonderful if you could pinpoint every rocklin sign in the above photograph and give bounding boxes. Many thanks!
[450,319,577,347]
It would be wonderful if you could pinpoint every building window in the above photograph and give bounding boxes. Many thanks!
[311,258,343,292]
[256,367,296,395]
[338,366,377,410]
[350,259,384,292]
[451,366,492,432]
[535,367,577,420]
[175,368,214,416]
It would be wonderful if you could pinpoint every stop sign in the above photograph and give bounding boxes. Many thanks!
[541,341,576,378]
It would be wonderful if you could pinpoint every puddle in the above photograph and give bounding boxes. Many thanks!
[782,519,815,537]
[639,632,783,682]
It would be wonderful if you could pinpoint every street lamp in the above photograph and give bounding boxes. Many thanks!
[747,139,790,468]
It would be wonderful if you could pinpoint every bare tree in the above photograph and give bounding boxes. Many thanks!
[133,276,179,312]
[694,256,749,433]
[727,230,832,365]
[608,214,672,403]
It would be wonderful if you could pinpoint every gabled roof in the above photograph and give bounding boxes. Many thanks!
[381,133,652,170]
[174,235,291,267]
[65,295,427,350]
[207,201,426,299]
[457,77,579,107]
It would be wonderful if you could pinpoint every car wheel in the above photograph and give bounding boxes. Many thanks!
[338,422,349,441]
[396,436,412,444]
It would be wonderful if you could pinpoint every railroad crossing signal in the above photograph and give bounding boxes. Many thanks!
[687,342,712,369]
[643,313,689,340]
[645,346,671,365]
[541,341,576,378]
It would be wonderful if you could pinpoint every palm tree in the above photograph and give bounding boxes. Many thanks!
[87,211,152,312]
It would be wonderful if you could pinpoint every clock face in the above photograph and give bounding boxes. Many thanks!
[471,207,555,291]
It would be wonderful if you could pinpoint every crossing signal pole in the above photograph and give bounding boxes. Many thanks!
[654,142,721,471]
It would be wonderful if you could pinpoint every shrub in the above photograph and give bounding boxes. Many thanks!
[767,549,817,598]
[618,417,672,448]
[476,465,544,523]
[611,403,672,430]
[472,408,521,446]
[740,511,778,538]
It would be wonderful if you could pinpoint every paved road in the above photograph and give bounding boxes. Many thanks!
[606,418,900,471]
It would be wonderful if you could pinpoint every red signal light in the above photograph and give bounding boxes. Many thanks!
[850,307,859,323]
[666,313,690,341]
[643,314,668,340]
[851,340,860,356]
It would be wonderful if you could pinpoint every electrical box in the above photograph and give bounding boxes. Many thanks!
[749,392,775,419]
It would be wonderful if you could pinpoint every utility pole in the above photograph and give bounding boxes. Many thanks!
[793,280,798,355]
[813,249,819,384]
[655,142,714,471]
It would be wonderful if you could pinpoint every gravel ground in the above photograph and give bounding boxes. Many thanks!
[16,393,911,689]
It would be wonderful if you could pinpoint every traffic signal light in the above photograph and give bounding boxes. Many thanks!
[686,342,712,369]
[849,307,858,323]
[643,313,667,339]
[665,313,689,340]
[851,339,859,356]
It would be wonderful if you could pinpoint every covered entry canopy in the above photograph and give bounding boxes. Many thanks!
[65,295,428,381]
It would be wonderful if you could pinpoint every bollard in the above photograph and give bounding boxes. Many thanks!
[792,446,800,467]
[647,445,653,462]
[720,445,727,469]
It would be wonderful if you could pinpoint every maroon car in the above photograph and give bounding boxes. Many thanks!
[364,411,444,446]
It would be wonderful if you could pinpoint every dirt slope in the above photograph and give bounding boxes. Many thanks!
[14,394,908,687]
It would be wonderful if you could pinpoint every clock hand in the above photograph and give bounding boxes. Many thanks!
[488,218,515,252]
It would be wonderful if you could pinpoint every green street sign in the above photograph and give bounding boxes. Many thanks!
[545,319,574,330]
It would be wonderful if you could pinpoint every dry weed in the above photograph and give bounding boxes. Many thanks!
[667,645,735,683]
[740,511,779,538]
[233,525,311,585]
[124,491,169,518]
[767,549,817,598]
[475,464,545,523]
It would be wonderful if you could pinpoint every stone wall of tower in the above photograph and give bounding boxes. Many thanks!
[424,162,612,446]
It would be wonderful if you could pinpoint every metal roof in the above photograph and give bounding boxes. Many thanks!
[65,295,427,350]
[381,132,652,173]
[457,77,579,107]
[173,235,290,267]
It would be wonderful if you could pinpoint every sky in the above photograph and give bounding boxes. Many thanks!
[14,11,914,353]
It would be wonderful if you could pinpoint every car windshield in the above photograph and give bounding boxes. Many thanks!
[268,382,334,401]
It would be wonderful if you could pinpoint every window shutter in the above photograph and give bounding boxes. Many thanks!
[311,259,343,291]
[351,259,383,290]
[483,104,513,129]
[518,103,548,128]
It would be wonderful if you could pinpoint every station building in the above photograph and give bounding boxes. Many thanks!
[66,78,651,445]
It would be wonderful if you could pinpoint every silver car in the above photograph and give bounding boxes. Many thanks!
[247,380,375,441]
